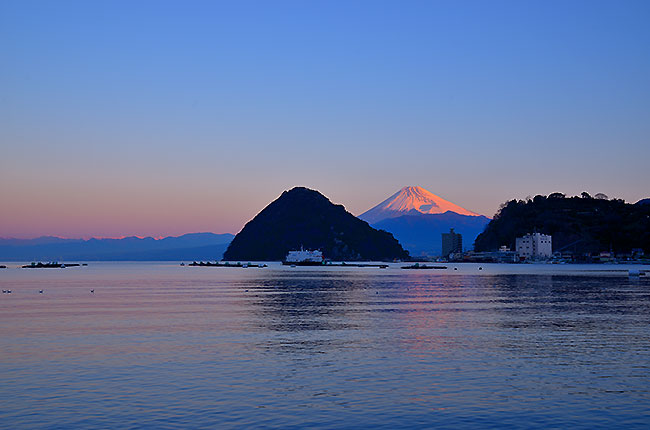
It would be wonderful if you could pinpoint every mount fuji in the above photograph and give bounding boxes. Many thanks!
[359,186,490,256]
[360,186,480,224]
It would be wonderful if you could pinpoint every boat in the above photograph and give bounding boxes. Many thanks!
[401,263,447,270]
[186,261,267,268]
[22,262,82,269]
[282,248,324,266]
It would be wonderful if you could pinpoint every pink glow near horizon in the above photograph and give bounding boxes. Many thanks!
[1,184,475,239]
[3,183,647,240]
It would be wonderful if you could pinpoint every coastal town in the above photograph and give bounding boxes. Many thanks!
[441,229,647,264]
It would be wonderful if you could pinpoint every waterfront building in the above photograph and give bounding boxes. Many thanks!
[516,233,552,259]
[442,228,463,258]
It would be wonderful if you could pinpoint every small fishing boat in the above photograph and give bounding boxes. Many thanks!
[401,263,447,270]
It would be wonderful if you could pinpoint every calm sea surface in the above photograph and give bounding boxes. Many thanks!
[1,262,650,429]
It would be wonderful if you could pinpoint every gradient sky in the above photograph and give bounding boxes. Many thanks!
[2,0,649,238]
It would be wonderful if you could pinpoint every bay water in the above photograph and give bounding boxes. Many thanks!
[1,262,649,429]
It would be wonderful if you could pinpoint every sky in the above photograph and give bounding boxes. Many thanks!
[1,0,649,238]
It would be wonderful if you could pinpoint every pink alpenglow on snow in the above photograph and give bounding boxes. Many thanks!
[359,186,480,224]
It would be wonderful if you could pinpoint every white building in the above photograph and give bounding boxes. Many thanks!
[516,233,552,259]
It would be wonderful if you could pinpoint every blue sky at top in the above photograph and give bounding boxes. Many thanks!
[1,0,649,237]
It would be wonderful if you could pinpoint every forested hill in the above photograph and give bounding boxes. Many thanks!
[474,193,650,254]
[223,187,409,261]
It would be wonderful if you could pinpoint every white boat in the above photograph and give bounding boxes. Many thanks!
[282,248,324,266]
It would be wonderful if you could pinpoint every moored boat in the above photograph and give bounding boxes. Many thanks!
[401,263,447,270]
[282,248,324,266]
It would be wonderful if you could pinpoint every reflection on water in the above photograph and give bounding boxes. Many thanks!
[247,275,359,332]
[1,263,650,428]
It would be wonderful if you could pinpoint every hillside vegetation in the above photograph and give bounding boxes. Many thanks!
[474,193,650,254]
[224,187,409,261]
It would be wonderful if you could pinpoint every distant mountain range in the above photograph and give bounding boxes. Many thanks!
[224,187,409,261]
[360,186,490,256]
[0,233,234,261]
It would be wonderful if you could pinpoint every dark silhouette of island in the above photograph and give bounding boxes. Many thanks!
[0,233,234,261]
[475,193,650,254]
[372,211,490,256]
[223,187,410,261]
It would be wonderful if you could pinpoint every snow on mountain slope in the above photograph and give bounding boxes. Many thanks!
[359,186,480,224]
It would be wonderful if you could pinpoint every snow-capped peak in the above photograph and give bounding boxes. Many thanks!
[359,186,480,224]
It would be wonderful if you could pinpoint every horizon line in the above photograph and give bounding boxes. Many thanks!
[0,232,236,241]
